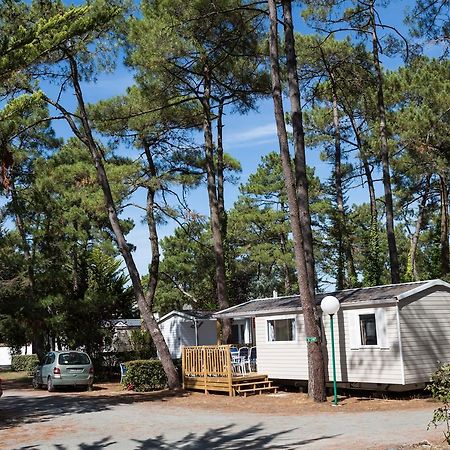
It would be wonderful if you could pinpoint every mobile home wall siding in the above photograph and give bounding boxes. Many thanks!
[196,321,217,346]
[159,317,218,359]
[255,314,309,380]
[322,306,403,384]
[399,289,450,384]
[255,307,403,384]
[159,316,183,359]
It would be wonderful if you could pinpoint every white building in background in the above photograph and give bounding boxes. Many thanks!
[0,344,33,367]
[158,310,217,359]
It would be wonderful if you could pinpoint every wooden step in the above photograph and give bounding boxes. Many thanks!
[236,386,279,397]
[236,385,277,393]
[233,380,272,388]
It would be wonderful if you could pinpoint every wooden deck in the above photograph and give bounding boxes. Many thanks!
[182,345,278,397]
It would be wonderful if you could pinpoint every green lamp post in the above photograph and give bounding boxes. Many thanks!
[320,295,340,406]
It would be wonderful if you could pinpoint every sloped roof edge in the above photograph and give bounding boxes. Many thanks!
[396,279,450,301]
[158,310,214,323]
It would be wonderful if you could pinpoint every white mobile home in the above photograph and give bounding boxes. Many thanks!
[216,279,450,390]
[158,310,217,359]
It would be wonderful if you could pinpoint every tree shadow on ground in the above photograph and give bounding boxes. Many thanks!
[14,423,340,449]
[0,389,187,431]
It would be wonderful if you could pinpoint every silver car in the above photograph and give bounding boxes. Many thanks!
[33,351,94,392]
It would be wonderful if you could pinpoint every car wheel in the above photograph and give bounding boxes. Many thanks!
[32,377,41,389]
[47,377,55,392]
[86,385,93,392]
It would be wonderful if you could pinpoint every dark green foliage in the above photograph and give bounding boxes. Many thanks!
[11,354,39,372]
[427,363,450,444]
[155,221,217,313]
[128,330,157,360]
[121,359,170,392]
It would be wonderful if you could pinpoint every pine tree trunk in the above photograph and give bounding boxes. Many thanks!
[282,0,315,299]
[202,70,231,344]
[268,0,326,402]
[65,54,180,389]
[362,155,378,224]
[279,230,292,294]
[409,175,431,280]
[369,1,400,284]
[217,100,227,238]
[142,142,160,305]
[438,173,450,276]
[327,81,357,289]
[346,112,378,225]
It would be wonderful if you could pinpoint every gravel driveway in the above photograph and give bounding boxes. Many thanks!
[0,388,444,449]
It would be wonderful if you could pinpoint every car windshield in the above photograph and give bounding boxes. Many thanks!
[58,352,90,365]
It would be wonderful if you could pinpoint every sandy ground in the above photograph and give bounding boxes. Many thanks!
[2,377,442,415]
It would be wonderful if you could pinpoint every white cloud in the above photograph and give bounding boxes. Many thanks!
[225,123,277,145]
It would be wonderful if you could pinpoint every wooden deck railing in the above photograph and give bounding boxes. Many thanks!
[182,345,273,396]
[182,345,233,394]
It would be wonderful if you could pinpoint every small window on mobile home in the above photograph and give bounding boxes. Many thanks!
[360,314,377,345]
[267,318,296,342]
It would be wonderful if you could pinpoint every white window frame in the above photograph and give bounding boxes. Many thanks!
[266,316,297,343]
[349,307,389,350]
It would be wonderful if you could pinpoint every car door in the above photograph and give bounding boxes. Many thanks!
[40,353,53,381]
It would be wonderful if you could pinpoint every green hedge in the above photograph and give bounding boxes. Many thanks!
[11,354,39,372]
[121,359,169,392]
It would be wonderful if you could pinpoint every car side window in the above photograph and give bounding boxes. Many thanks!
[43,355,51,365]
[49,353,56,364]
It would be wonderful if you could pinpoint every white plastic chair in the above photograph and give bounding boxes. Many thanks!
[119,362,127,383]
[238,346,250,374]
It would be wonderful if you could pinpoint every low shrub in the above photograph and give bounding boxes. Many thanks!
[11,354,39,373]
[121,359,168,392]
[427,363,450,444]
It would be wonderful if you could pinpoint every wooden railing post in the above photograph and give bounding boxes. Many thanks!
[226,344,233,396]
[202,346,208,394]
[181,346,186,390]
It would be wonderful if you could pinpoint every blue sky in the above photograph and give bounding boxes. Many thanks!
[43,0,422,278]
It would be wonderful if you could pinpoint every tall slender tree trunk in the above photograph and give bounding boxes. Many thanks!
[332,94,345,290]
[409,174,431,280]
[202,69,231,344]
[320,46,358,289]
[362,155,378,224]
[282,0,315,299]
[369,1,400,284]
[331,91,357,288]
[268,0,326,402]
[217,99,227,238]
[438,173,449,275]
[347,112,381,285]
[63,54,180,389]
[143,141,161,304]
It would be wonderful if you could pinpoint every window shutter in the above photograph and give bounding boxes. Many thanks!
[348,311,361,349]
[375,308,389,349]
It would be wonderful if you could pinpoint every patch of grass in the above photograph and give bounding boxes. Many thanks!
[0,370,30,382]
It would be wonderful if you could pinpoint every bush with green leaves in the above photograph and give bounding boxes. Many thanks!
[11,354,39,373]
[427,363,450,444]
[121,359,169,392]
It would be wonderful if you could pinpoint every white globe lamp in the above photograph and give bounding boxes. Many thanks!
[321,295,340,316]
